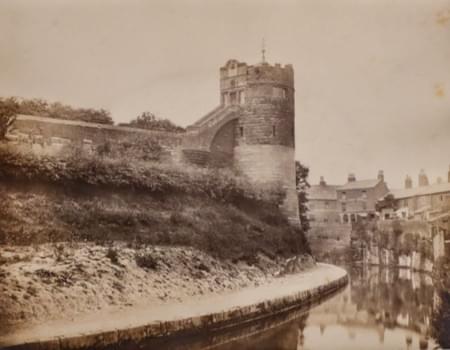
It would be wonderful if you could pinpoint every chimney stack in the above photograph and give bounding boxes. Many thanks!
[348,173,356,182]
[405,175,413,189]
[319,176,326,186]
[378,170,384,182]
[418,169,429,187]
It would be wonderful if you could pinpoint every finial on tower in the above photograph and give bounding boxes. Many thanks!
[261,38,266,63]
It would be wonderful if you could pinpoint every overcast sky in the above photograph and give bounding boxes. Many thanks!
[1,0,449,188]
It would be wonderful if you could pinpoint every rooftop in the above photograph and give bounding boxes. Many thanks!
[391,182,450,199]
[338,179,381,191]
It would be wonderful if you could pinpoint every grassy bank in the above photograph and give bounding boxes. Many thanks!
[0,145,310,262]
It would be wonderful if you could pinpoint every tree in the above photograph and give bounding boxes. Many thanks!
[0,97,19,140]
[124,111,185,132]
[295,161,310,233]
[375,194,398,212]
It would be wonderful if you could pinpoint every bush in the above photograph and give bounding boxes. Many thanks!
[135,252,158,270]
[106,247,119,265]
[0,146,285,206]
[95,139,163,162]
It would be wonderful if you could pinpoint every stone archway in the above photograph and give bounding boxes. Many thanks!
[209,119,237,167]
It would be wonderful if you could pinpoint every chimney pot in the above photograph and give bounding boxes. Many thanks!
[405,175,413,189]
[418,169,429,187]
[378,170,384,182]
[348,173,356,182]
[319,176,326,186]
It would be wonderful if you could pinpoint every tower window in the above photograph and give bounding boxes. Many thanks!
[272,125,276,136]
[230,92,237,105]
[239,126,244,137]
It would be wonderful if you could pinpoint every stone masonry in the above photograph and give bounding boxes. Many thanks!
[183,59,299,224]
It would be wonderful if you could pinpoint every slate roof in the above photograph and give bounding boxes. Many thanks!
[390,182,450,199]
[307,185,338,201]
[338,179,381,191]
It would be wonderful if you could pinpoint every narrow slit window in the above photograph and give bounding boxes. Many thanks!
[239,126,244,137]
[272,125,276,136]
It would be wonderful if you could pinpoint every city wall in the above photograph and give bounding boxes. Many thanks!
[8,115,183,160]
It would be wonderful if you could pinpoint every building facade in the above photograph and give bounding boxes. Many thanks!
[307,177,340,224]
[391,168,450,220]
[337,171,390,224]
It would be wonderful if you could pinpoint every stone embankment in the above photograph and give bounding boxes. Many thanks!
[0,264,347,350]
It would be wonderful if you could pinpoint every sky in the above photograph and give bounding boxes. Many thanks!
[1,0,449,189]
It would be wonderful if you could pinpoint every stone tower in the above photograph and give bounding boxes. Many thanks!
[183,58,299,224]
[220,59,299,224]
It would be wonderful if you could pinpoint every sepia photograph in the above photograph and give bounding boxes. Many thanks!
[0,1,449,349]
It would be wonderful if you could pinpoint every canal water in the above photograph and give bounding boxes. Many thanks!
[136,266,449,350]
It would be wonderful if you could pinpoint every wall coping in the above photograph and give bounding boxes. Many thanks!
[14,115,184,138]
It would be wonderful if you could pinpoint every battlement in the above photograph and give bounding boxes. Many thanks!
[220,60,294,87]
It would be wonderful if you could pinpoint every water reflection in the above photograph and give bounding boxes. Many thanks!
[128,266,448,350]
[301,266,442,350]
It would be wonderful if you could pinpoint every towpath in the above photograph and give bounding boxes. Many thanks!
[0,263,347,349]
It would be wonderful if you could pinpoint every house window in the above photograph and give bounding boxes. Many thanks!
[272,125,276,137]
[341,192,347,201]
[343,214,349,223]
[325,201,329,208]
[239,126,244,137]
[362,190,367,199]
[342,203,346,212]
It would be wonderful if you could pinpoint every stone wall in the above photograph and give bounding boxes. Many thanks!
[9,115,183,160]
[235,145,299,223]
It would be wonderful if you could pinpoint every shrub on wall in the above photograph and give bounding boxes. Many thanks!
[0,97,114,125]
[95,139,163,162]
[119,111,185,133]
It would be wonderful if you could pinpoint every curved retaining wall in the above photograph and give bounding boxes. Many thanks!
[3,268,348,350]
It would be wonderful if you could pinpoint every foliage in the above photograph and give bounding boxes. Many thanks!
[106,247,120,265]
[0,97,113,125]
[95,139,163,162]
[432,290,450,348]
[0,182,310,262]
[0,97,19,139]
[0,146,285,206]
[135,252,158,270]
[120,111,185,133]
[375,194,398,212]
[295,161,310,233]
